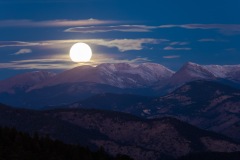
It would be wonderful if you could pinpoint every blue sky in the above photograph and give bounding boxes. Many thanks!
[0,0,240,79]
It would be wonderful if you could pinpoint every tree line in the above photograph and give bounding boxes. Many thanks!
[0,126,133,160]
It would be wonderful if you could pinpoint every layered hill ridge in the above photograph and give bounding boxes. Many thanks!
[147,81,240,139]
[141,80,240,141]
[0,103,240,160]
[70,80,240,141]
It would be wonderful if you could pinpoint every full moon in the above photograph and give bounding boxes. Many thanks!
[69,43,92,62]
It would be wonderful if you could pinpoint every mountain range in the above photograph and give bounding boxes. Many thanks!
[1,62,240,159]
[1,62,240,108]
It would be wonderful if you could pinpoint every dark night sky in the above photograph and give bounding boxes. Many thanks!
[0,0,240,79]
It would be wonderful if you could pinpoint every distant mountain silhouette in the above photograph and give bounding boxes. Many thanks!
[62,93,153,113]
[0,82,157,108]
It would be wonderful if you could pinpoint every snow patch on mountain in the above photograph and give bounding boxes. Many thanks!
[96,63,174,87]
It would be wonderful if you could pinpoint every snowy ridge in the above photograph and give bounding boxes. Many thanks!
[168,62,216,85]
[96,63,174,87]
[28,63,174,90]
[204,64,240,80]
[0,71,56,93]
[1,62,240,94]
[168,62,240,86]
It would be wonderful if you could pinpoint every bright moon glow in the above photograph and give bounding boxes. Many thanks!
[69,43,92,62]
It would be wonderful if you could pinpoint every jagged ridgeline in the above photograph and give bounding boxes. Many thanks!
[0,62,240,108]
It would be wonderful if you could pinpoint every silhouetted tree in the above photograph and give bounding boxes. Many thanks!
[0,126,135,160]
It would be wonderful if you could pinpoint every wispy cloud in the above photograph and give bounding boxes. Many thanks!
[0,59,73,70]
[0,54,151,70]
[0,19,117,27]
[198,38,228,42]
[0,0,83,3]
[164,46,191,51]
[64,24,240,35]
[0,41,48,47]
[163,55,180,59]
[80,39,168,52]
[158,25,177,28]
[225,48,237,52]
[1,38,169,52]
[13,48,32,55]
[198,39,217,42]
[159,24,240,35]
[169,42,189,46]
[65,25,156,33]
[2,20,239,35]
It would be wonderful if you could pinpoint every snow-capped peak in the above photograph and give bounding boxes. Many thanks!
[169,62,240,86]
[168,62,215,85]
[180,62,215,78]
[182,62,240,80]
[27,63,175,90]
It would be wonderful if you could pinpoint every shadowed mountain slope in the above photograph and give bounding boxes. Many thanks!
[0,103,240,160]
